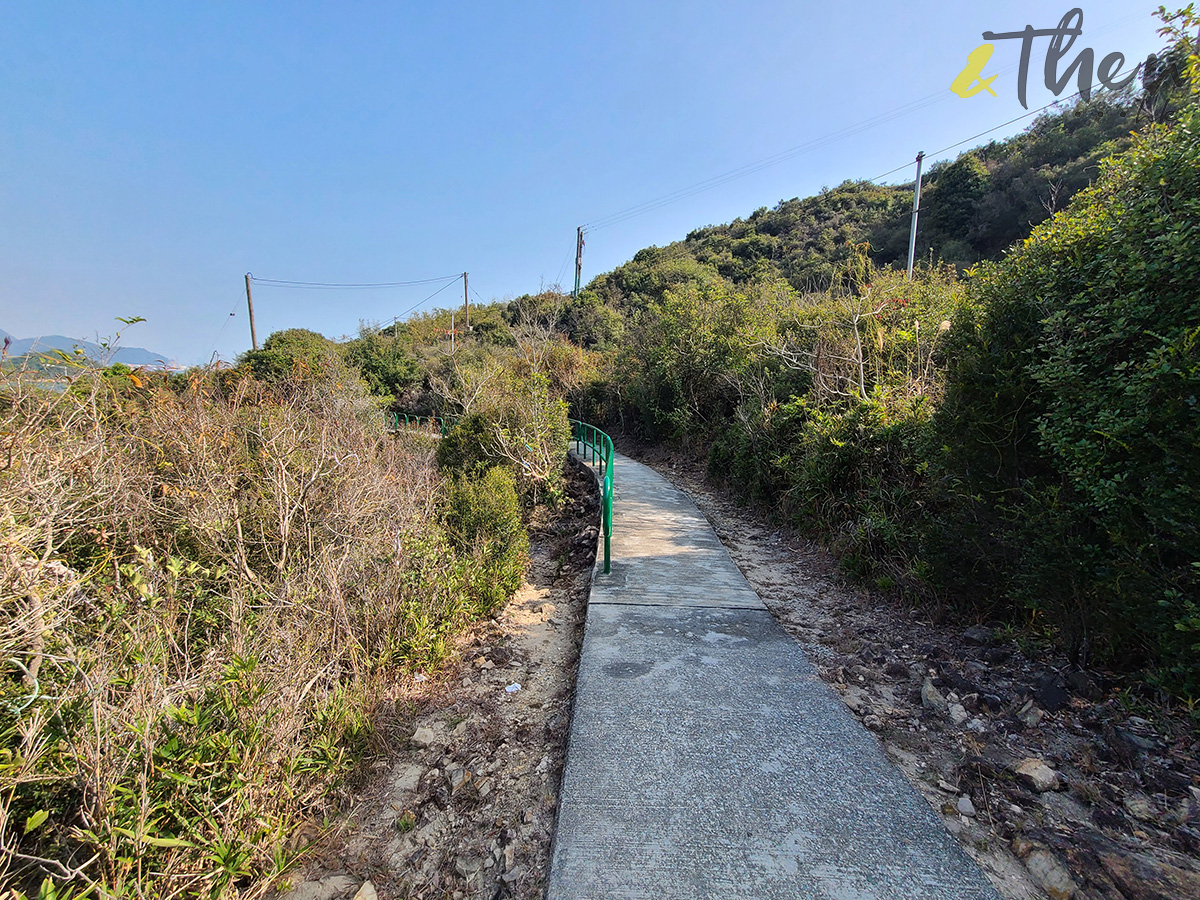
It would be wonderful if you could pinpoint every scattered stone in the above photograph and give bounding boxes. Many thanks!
[1017,700,1045,728]
[842,686,870,714]
[937,779,958,793]
[454,855,481,878]
[965,717,987,734]
[884,659,909,679]
[446,767,472,794]
[1011,835,1036,858]
[1013,758,1060,793]
[1122,792,1157,823]
[501,864,525,883]
[863,714,883,731]
[411,726,436,749]
[352,881,377,900]
[957,794,977,817]
[921,678,948,715]
[948,703,970,726]
[962,625,992,645]
[847,664,873,683]
[281,875,358,900]
[1025,849,1079,899]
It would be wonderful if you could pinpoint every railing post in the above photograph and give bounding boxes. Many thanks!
[603,474,612,574]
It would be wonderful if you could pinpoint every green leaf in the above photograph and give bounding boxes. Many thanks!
[24,809,49,833]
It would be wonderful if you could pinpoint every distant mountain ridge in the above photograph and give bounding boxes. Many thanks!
[0,328,176,368]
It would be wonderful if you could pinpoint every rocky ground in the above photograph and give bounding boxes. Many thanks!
[278,459,599,900]
[628,443,1200,900]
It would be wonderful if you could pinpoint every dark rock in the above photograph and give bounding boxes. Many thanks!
[1035,675,1071,712]
[940,671,980,696]
[1097,843,1200,899]
[1092,801,1128,831]
[1065,669,1098,698]
[984,647,1012,665]
[884,659,910,679]
[1115,727,1159,752]
[1175,825,1200,854]
[964,660,989,681]
[980,693,1006,713]
[963,625,992,645]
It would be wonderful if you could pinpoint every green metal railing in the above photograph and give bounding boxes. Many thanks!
[570,419,614,574]
[388,412,457,435]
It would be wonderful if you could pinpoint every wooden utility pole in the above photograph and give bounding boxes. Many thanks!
[244,273,259,350]
[906,152,925,280]
[463,272,470,329]
[574,227,584,298]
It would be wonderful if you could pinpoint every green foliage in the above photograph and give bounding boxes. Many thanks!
[444,466,529,613]
[339,327,420,402]
[586,95,1141,316]
[238,328,340,383]
[941,102,1200,689]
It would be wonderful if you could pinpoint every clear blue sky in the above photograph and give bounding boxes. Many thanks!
[1,1,1164,365]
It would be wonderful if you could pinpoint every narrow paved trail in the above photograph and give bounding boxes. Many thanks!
[548,451,1001,900]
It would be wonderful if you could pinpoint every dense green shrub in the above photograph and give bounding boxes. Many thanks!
[939,103,1200,689]
[444,466,529,613]
[238,328,341,383]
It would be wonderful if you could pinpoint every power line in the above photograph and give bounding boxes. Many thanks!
[584,92,952,232]
[393,277,463,321]
[580,9,1145,233]
[207,308,238,360]
[869,72,1138,183]
[248,274,461,290]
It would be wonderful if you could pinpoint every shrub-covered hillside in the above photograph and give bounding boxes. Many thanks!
[570,32,1200,702]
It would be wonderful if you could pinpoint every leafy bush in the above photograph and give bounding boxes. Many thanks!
[940,102,1200,688]
[237,328,342,384]
[435,365,571,503]
[444,466,529,614]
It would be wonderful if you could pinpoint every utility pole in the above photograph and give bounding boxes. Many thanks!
[463,272,470,330]
[573,227,585,298]
[244,273,259,350]
[906,151,925,280]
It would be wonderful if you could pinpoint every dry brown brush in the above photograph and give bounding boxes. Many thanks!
[0,362,523,898]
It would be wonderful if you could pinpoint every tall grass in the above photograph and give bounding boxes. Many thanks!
[0,362,522,897]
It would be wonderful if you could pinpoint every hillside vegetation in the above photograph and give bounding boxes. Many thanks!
[5,14,1199,897]
[0,335,567,896]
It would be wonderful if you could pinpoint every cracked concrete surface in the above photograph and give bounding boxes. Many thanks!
[548,451,1002,900]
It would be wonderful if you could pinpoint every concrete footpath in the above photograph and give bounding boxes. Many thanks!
[548,451,1002,900]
